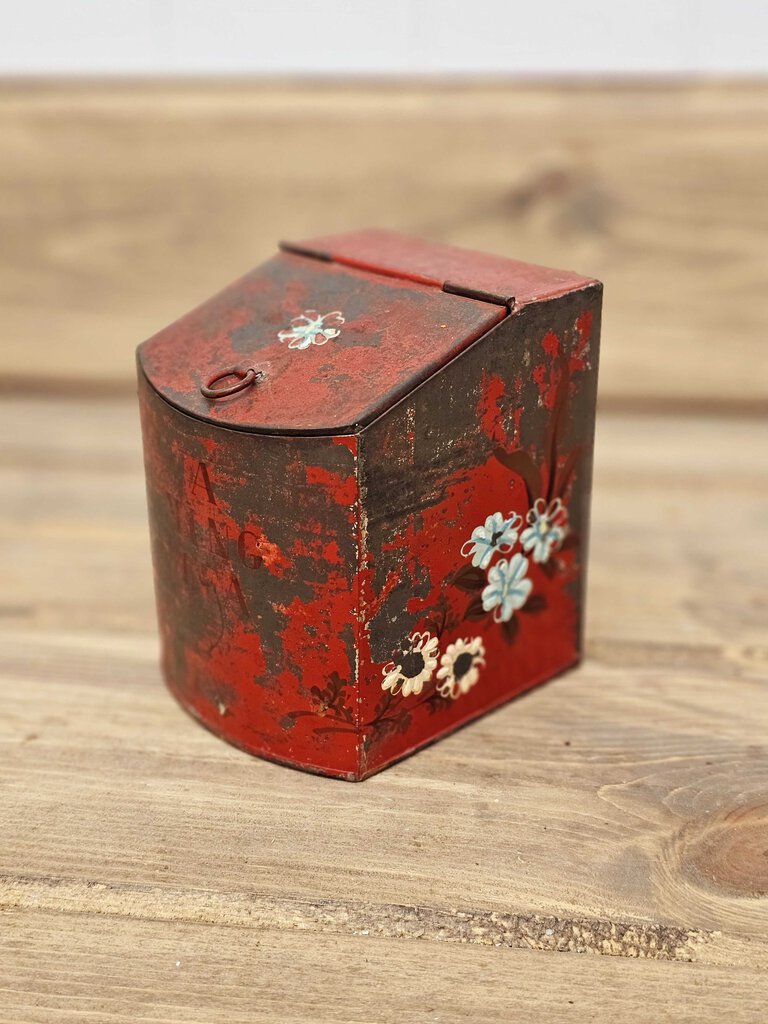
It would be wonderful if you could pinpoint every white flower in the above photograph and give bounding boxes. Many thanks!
[520,497,568,564]
[381,631,439,697]
[460,511,522,570]
[278,309,345,350]
[482,553,533,623]
[436,637,485,700]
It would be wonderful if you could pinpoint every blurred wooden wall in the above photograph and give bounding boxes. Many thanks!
[1,80,766,410]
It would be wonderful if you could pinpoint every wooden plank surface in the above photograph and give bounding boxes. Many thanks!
[1,395,767,1021]
[2,79,768,1021]
[4,909,768,1024]
[1,81,767,408]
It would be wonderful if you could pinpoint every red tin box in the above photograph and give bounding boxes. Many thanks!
[137,229,602,780]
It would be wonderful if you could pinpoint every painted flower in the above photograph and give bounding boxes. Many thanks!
[482,553,533,623]
[521,497,568,564]
[460,511,522,570]
[381,631,439,697]
[436,637,486,700]
[278,309,345,350]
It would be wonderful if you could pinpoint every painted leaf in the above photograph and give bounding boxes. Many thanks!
[493,447,542,507]
[315,724,356,736]
[523,594,548,614]
[396,712,413,735]
[539,558,558,578]
[501,615,520,644]
[452,564,487,592]
[465,596,487,621]
[554,445,585,500]
[545,363,571,501]
[426,692,452,715]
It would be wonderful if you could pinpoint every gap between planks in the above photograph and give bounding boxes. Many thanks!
[0,872,709,963]
[4,906,768,1024]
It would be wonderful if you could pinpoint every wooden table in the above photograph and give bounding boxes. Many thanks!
[2,82,767,1022]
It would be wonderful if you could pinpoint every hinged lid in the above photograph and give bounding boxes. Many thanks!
[138,229,594,436]
[287,228,596,308]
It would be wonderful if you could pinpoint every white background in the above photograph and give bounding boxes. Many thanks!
[1,0,766,75]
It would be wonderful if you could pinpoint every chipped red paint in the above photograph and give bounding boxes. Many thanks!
[304,464,358,506]
[297,228,598,306]
[571,310,593,375]
[476,371,507,446]
[533,331,564,410]
[139,253,505,435]
[137,230,602,780]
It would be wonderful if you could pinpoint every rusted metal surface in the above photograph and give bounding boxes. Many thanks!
[356,285,601,777]
[138,372,362,779]
[137,230,602,780]
[291,228,595,304]
[138,251,506,435]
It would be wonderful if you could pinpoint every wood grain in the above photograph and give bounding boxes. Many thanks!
[1,396,768,1024]
[5,910,768,1024]
[1,81,767,408]
[2,79,768,1019]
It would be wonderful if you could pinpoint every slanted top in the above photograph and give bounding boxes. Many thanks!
[292,228,596,308]
[137,229,596,436]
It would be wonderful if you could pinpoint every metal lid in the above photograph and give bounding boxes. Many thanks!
[137,231,593,436]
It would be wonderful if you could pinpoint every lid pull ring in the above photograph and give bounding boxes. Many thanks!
[201,367,262,400]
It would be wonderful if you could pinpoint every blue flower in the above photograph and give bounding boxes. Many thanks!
[461,511,521,570]
[482,553,533,623]
[520,498,568,564]
[278,309,345,350]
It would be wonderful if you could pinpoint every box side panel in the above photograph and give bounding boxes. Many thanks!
[138,372,361,780]
[357,285,602,778]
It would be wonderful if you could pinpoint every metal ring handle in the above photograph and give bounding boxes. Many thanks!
[201,367,260,400]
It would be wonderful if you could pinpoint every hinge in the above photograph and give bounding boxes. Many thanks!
[279,240,332,262]
[443,281,515,312]
[279,240,514,312]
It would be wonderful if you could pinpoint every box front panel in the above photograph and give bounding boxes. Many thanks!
[358,286,602,777]
[138,374,361,779]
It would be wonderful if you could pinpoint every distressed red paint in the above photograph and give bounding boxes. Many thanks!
[305,464,357,507]
[571,310,593,375]
[138,229,602,780]
[477,372,507,446]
